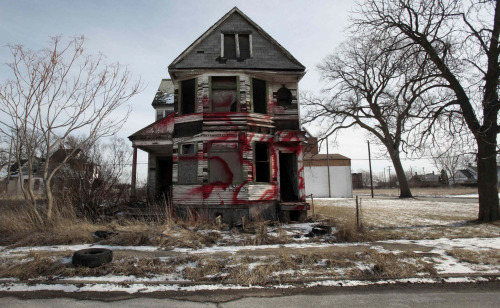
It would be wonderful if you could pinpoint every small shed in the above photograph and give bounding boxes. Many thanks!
[303,153,353,198]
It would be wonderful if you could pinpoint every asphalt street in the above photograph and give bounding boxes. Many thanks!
[1,282,499,308]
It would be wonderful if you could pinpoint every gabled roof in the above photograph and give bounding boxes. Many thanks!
[168,7,305,73]
[457,169,476,179]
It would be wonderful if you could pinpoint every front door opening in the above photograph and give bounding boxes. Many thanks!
[279,152,299,201]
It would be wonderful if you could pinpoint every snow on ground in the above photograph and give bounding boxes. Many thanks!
[1,197,499,293]
[0,276,498,294]
[440,194,483,198]
[313,197,500,239]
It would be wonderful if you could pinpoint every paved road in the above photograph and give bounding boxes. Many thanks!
[1,282,499,307]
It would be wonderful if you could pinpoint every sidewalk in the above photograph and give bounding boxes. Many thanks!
[1,237,499,293]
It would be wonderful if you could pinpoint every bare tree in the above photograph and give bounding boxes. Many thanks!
[54,136,132,220]
[0,36,141,220]
[354,0,500,221]
[303,34,439,198]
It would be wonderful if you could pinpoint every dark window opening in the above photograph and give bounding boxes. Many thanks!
[255,142,270,182]
[279,152,299,201]
[239,34,250,59]
[277,86,292,107]
[211,76,238,112]
[181,79,196,114]
[181,144,195,155]
[209,143,242,184]
[252,78,267,114]
[224,34,236,59]
[178,143,197,184]
[275,119,299,130]
[156,157,172,199]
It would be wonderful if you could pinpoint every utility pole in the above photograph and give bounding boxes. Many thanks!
[367,141,374,198]
[326,136,331,198]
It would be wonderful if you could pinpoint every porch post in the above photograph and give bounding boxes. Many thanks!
[131,145,137,200]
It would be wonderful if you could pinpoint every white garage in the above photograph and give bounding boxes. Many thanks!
[303,153,353,198]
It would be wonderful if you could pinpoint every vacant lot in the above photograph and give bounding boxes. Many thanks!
[314,196,500,241]
[1,195,499,292]
[353,186,478,197]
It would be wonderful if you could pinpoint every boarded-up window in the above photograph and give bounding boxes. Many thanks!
[252,78,267,114]
[178,143,197,184]
[255,142,270,182]
[181,79,196,114]
[209,143,242,184]
[239,34,250,59]
[211,76,238,112]
[222,33,251,60]
[224,34,236,59]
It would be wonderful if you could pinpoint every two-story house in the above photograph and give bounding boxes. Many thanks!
[129,7,309,223]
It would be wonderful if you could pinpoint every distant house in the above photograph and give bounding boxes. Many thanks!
[2,158,45,195]
[450,165,478,186]
[408,171,445,187]
[2,148,95,195]
[449,165,500,187]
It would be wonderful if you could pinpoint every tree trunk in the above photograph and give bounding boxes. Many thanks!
[477,134,500,222]
[45,178,54,220]
[389,149,413,198]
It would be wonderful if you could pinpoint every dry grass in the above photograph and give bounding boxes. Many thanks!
[0,248,440,284]
[346,250,437,279]
[0,251,203,281]
[159,228,221,249]
[0,196,225,248]
[446,249,500,265]
[235,222,294,246]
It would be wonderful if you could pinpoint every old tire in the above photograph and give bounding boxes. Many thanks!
[72,248,112,268]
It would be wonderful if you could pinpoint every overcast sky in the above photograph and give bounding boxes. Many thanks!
[0,0,436,181]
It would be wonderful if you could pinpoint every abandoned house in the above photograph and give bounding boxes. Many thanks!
[128,7,310,223]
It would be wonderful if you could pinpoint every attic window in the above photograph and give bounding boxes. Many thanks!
[221,33,252,60]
